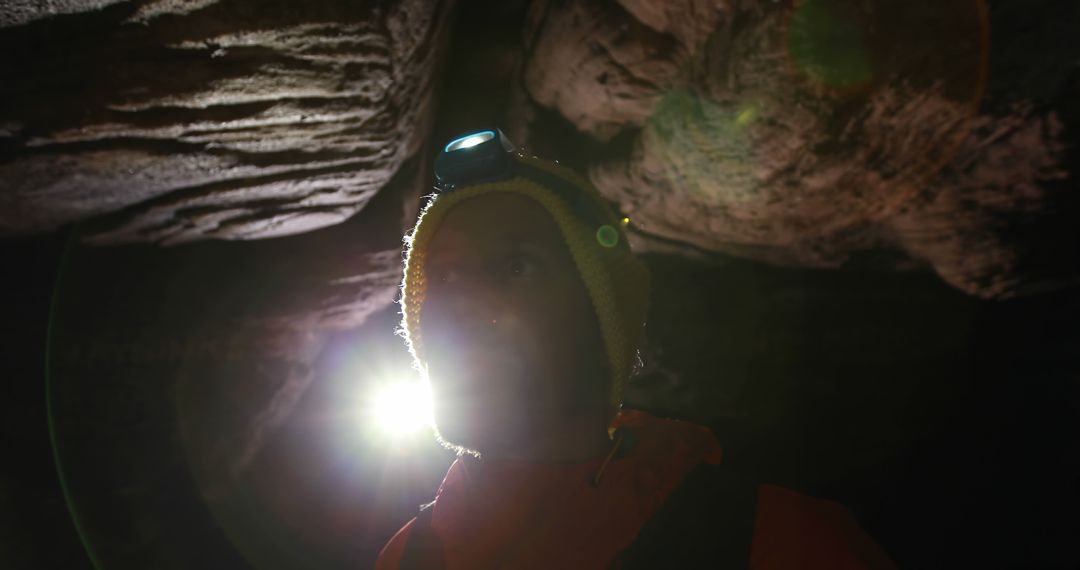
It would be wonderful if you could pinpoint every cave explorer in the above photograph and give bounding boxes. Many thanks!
[375,129,897,569]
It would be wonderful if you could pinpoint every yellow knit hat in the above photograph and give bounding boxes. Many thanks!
[399,154,651,410]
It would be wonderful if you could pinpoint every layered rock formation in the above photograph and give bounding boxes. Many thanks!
[1,0,449,244]
[519,0,1077,298]
[3,0,1076,298]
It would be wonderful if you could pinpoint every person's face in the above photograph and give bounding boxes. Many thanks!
[420,193,607,455]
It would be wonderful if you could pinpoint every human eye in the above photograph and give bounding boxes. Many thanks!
[429,264,460,286]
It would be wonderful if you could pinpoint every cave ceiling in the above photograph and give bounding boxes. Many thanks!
[1,0,1077,302]
[1,0,447,245]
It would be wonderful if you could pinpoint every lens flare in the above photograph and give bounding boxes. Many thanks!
[368,381,434,434]
[787,0,874,89]
[596,224,619,248]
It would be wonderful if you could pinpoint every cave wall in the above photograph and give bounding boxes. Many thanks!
[4,0,1077,298]
[515,0,1078,299]
[1,0,450,244]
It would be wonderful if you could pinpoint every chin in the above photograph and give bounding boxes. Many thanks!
[433,426,483,457]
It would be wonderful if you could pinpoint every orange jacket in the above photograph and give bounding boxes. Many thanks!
[376,410,897,569]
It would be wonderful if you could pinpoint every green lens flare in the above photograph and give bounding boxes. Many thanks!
[734,106,757,127]
[788,0,874,88]
[46,224,106,570]
[596,225,619,248]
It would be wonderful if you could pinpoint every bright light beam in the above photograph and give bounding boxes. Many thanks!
[368,380,434,435]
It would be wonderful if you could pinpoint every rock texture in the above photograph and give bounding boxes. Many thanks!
[44,155,415,569]
[0,0,450,244]
[3,0,1076,299]
[521,0,1078,298]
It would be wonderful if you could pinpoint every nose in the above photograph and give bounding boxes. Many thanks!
[424,270,500,335]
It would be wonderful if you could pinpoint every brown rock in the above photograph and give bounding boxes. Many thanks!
[522,0,1078,297]
[43,150,418,569]
[523,0,699,140]
[0,0,451,244]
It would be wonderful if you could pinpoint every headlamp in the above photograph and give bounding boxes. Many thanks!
[434,128,517,192]
[433,128,617,243]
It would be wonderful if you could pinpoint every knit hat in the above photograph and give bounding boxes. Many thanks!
[399,154,651,410]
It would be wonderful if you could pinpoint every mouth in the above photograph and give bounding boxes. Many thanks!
[432,338,519,374]
[430,347,526,400]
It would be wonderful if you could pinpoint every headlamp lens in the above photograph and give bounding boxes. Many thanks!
[434,129,618,242]
[444,130,496,153]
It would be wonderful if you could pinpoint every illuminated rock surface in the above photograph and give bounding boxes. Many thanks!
[1,0,449,244]
[2,0,1076,297]
[520,0,1077,298]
